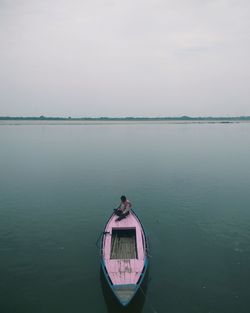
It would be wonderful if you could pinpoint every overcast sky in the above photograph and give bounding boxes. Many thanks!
[0,0,249,117]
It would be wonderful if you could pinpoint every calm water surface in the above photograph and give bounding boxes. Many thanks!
[0,123,250,313]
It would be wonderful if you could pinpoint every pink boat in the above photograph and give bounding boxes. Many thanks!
[100,209,148,306]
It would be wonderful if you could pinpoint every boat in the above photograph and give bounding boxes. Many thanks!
[100,209,148,306]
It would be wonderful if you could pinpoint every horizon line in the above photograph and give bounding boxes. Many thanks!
[1,115,250,120]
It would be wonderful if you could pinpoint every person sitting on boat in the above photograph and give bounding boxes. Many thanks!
[114,195,132,221]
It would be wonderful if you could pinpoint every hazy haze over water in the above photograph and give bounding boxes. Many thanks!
[0,0,250,117]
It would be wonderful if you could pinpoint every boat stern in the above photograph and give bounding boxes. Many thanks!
[113,284,138,306]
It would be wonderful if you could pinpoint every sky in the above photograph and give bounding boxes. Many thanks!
[0,0,250,117]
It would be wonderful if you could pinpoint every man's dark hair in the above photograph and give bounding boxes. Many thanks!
[120,195,126,202]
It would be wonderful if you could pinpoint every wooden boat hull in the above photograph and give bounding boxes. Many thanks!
[100,209,148,306]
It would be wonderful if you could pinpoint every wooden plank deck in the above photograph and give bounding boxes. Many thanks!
[110,229,137,259]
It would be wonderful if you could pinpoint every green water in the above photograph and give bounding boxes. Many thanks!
[1,123,250,313]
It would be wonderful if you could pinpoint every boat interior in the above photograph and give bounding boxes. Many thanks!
[110,228,138,259]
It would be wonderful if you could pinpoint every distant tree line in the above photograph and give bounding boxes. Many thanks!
[1,116,250,121]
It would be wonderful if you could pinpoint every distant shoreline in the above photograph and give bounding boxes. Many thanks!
[1,116,250,122]
[0,117,250,126]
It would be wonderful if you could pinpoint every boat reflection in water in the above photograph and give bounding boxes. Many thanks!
[100,267,148,313]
